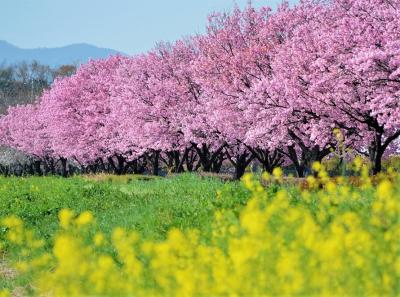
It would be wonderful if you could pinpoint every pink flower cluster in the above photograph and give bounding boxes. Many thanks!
[1,0,399,177]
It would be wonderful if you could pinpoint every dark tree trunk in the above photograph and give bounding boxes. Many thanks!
[161,152,174,173]
[248,147,284,173]
[33,160,42,176]
[234,164,246,180]
[43,161,50,175]
[151,151,160,176]
[25,163,34,176]
[368,129,400,175]
[369,133,384,175]
[108,155,126,175]
[60,157,68,177]
[68,164,75,176]
[192,143,226,173]
[107,157,116,173]
[226,150,255,180]
[185,149,198,172]
[372,153,382,175]
[130,158,147,174]
[173,152,181,173]
[46,157,56,175]
[284,144,330,178]
[97,158,106,173]
[117,155,126,175]
[162,149,190,173]
[286,145,305,178]
[211,152,225,173]
[284,130,333,177]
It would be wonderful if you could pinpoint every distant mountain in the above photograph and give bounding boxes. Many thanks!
[0,40,126,67]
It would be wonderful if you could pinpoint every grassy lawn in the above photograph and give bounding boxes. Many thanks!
[0,174,220,290]
[0,170,399,296]
[0,174,248,244]
[0,173,251,293]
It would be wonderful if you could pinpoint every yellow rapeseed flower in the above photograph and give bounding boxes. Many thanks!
[2,215,23,228]
[312,161,322,172]
[94,232,105,246]
[377,180,393,199]
[75,211,94,226]
[58,209,74,229]
[2,172,400,296]
[262,171,271,181]
[272,167,283,180]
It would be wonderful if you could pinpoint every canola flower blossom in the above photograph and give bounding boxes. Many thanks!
[1,164,400,296]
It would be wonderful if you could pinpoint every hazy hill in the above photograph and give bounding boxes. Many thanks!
[0,40,125,67]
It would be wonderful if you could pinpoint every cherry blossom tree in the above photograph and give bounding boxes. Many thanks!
[0,103,54,175]
[264,0,400,174]
[112,47,193,174]
[193,4,288,178]
[35,55,138,174]
[0,0,398,177]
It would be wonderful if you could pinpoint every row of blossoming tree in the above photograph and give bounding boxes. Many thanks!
[0,0,399,179]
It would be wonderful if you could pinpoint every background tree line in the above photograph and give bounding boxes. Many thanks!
[0,61,76,114]
[0,61,76,175]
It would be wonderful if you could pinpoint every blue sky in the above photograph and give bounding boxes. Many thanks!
[1,0,297,55]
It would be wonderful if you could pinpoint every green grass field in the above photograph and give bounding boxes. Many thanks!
[0,174,248,243]
[0,173,250,294]
[0,169,399,296]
